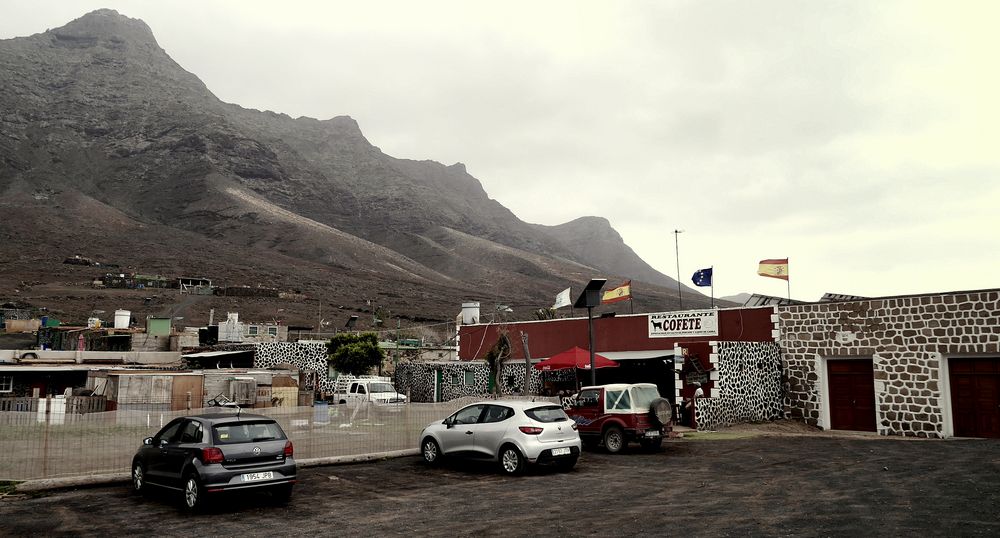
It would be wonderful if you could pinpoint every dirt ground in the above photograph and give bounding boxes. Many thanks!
[2,424,998,536]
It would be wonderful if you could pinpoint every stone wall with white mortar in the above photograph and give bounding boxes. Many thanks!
[778,290,1000,437]
[694,341,783,431]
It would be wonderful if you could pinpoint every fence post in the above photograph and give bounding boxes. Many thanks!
[42,396,51,477]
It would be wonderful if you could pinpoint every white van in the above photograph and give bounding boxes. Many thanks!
[336,376,408,405]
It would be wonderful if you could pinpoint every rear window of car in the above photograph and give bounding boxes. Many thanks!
[525,405,570,423]
[213,420,286,444]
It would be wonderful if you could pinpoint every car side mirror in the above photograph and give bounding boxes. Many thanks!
[445,418,454,428]
[143,437,153,446]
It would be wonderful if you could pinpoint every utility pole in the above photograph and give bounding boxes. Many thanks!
[674,230,684,309]
[520,332,531,396]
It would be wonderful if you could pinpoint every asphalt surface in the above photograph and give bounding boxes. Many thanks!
[2,432,998,537]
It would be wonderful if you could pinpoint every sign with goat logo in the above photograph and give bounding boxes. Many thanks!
[648,310,718,338]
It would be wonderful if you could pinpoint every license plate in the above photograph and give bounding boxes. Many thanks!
[552,447,571,456]
[241,471,274,482]
[644,430,660,438]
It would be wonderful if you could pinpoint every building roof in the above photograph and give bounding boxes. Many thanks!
[181,350,252,358]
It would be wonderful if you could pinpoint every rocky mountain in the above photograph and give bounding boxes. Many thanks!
[0,10,714,330]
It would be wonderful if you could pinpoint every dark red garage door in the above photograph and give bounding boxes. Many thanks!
[949,357,1000,438]
[828,359,876,432]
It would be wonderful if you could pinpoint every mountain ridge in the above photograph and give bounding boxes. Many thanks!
[0,9,716,328]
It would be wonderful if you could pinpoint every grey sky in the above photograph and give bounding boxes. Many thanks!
[4,1,998,301]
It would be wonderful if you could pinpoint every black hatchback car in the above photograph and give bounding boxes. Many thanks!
[131,412,297,510]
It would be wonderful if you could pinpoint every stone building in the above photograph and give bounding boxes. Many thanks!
[777,289,1000,438]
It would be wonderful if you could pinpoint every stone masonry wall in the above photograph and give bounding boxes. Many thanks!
[778,290,1000,437]
[394,361,576,403]
[694,341,783,431]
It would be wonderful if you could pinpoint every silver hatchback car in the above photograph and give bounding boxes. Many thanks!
[419,400,582,474]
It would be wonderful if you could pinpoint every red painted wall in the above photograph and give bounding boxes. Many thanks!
[459,307,775,360]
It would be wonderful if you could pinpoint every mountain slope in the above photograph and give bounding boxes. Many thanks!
[0,9,713,326]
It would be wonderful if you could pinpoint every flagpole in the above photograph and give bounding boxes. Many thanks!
[786,258,791,300]
[711,266,715,308]
[674,230,684,309]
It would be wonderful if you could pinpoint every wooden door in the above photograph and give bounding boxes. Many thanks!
[171,376,205,411]
[827,359,876,432]
[950,358,1000,438]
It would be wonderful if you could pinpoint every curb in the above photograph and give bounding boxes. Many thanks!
[15,472,130,493]
[14,449,421,494]
[298,448,420,468]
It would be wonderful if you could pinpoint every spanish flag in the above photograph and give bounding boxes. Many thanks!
[757,258,789,280]
[602,280,632,304]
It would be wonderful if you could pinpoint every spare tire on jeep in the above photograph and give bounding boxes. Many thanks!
[649,397,672,427]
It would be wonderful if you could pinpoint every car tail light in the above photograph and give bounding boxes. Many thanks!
[571,423,578,430]
[283,440,294,457]
[201,447,224,464]
[518,426,543,435]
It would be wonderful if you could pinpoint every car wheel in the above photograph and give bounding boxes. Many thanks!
[421,437,442,465]
[183,473,205,511]
[499,444,525,475]
[556,456,578,472]
[639,437,663,451]
[131,461,146,495]
[272,484,293,504]
[603,426,625,454]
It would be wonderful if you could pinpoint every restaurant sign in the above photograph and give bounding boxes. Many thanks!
[648,309,718,338]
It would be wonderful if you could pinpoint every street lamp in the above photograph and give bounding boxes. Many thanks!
[574,278,607,386]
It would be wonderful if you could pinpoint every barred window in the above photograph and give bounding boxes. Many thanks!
[0,375,12,393]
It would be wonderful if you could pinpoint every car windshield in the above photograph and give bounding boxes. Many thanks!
[630,386,661,408]
[214,421,286,444]
[368,382,395,393]
[525,405,569,423]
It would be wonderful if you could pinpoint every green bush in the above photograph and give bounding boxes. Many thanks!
[328,332,384,376]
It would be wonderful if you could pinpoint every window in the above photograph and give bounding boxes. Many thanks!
[267,327,278,336]
[154,420,184,445]
[575,389,600,407]
[525,405,569,423]
[179,420,203,444]
[606,389,632,411]
[482,405,513,423]
[451,373,459,384]
[369,382,395,393]
[0,375,12,393]
[630,385,660,408]
[464,371,475,386]
[214,420,285,444]
[452,404,485,424]
[247,326,259,336]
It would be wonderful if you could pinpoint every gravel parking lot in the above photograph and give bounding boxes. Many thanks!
[3,426,998,536]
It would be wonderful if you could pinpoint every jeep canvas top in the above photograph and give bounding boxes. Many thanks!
[567,383,673,453]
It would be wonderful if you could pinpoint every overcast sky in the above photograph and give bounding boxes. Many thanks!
[4,1,999,301]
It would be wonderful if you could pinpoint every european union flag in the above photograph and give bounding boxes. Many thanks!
[691,267,713,287]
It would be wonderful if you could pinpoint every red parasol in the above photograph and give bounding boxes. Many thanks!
[533,346,619,371]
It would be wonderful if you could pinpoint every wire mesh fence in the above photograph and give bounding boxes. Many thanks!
[0,401,469,481]
[0,395,560,481]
